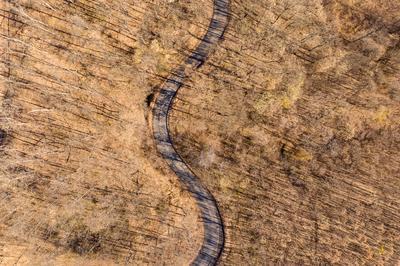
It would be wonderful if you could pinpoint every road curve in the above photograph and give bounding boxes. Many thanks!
[152,0,229,265]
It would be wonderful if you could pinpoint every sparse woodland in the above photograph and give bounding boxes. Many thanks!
[0,0,210,264]
[170,0,400,265]
[1,0,400,265]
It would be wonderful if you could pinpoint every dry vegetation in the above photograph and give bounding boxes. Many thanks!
[0,0,399,265]
[0,0,212,264]
[170,0,400,265]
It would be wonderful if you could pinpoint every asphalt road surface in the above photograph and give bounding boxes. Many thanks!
[152,0,230,265]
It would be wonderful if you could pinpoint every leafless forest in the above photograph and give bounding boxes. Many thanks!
[0,0,399,265]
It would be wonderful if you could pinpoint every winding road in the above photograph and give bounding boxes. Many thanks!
[152,0,229,265]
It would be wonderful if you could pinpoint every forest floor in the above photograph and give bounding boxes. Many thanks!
[0,0,211,264]
[1,0,399,265]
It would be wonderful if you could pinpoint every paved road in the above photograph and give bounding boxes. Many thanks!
[152,0,229,265]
